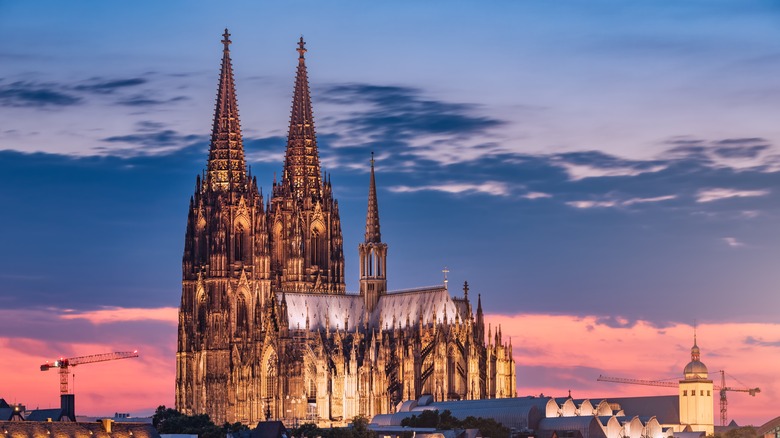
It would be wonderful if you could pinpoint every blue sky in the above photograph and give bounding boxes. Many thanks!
[2,0,780,322]
[2,0,780,420]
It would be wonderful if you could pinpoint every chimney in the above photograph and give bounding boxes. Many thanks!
[101,419,114,433]
[60,394,76,422]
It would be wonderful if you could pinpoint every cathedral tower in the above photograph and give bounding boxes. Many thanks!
[269,37,345,293]
[359,153,387,313]
[177,29,270,423]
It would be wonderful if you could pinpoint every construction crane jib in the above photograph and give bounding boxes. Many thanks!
[40,351,139,394]
[597,373,760,426]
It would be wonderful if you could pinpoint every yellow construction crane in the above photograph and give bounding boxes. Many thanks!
[597,371,760,426]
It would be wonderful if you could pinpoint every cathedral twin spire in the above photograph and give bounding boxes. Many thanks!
[202,30,381,292]
[206,29,247,193]
[283,37,323,198]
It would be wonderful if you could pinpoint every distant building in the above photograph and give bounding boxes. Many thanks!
[176,30,515,427]
[371,395,669,438]
[678,336,714,434]
[0,400,24,422]
[758,416,780,438]
[373,337,721,437]
[0,419,159,438]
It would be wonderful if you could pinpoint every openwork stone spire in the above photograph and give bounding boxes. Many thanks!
[206,28,247,192]
[283,37,322,197]
[365,152,381,243]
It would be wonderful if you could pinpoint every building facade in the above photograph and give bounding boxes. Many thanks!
[678,336,714,435]
[175,31,516,426]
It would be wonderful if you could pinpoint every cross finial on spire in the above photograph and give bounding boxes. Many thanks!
[222,29,231,51]
[297,36,307,61]
[370,151,375,167]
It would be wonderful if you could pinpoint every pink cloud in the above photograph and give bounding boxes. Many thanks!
[486,313,780,427]
[60,306,178,324]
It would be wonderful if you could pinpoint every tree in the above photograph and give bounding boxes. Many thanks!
[290,422,321,438]
[708,426,758,438]
[352,415,375,438]
[151,405,230,438]
[400,409,510,438]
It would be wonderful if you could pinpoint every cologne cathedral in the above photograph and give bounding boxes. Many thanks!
[176,30,516,426]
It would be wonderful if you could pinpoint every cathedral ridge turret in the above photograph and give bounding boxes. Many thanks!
[177,32,515,427]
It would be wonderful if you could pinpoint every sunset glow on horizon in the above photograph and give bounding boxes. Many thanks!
[0,308,776,426]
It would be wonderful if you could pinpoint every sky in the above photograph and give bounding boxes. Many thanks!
[0,0,779,427]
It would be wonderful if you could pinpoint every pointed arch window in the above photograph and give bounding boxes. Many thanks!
[273,222,284,264]
[307,362,317,402]
[234,225,245,262]
[236,295,248,336]
[264,351,278,415]
[311,228,320,267]
[197,235,208,263]
[198,295,208,334]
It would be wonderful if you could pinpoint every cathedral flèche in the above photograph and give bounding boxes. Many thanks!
[176,30,516,426]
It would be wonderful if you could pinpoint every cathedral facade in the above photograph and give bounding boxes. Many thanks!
[175,31,516,426]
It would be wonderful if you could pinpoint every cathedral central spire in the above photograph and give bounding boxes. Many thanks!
[365,152,381,243]
[283,36,321,197]
[206,28,246,192]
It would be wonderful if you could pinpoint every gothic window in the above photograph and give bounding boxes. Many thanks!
[198,296,208,334]
[234,226,245,262]
[368,252,374,277]
[265,351,278,401]
[197,235,207,263]
[236,296,248,336]
[311,229,320,267]
[307,363,317,402]
[273,222,284,264]
[448,348,457,398]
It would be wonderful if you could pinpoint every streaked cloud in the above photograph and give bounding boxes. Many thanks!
[388,181,509,196]
[318,83,508,166]
[559,161,667,181]
[744,336,780,348]
[0,81,82,107]
[623,195,677,206]
[60,306,178,324]
[116,95,188,107]
[566,200,617,209]
[567,195,676,209]
[522,191,552,200]
[722,237,745,248]
[696,188,770,203]
[73,78,147,94]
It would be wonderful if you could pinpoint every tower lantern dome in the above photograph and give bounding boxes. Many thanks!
[683,338,708,379]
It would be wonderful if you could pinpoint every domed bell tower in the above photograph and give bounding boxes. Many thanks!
[359,153,387,313]
[678,331,714,435]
